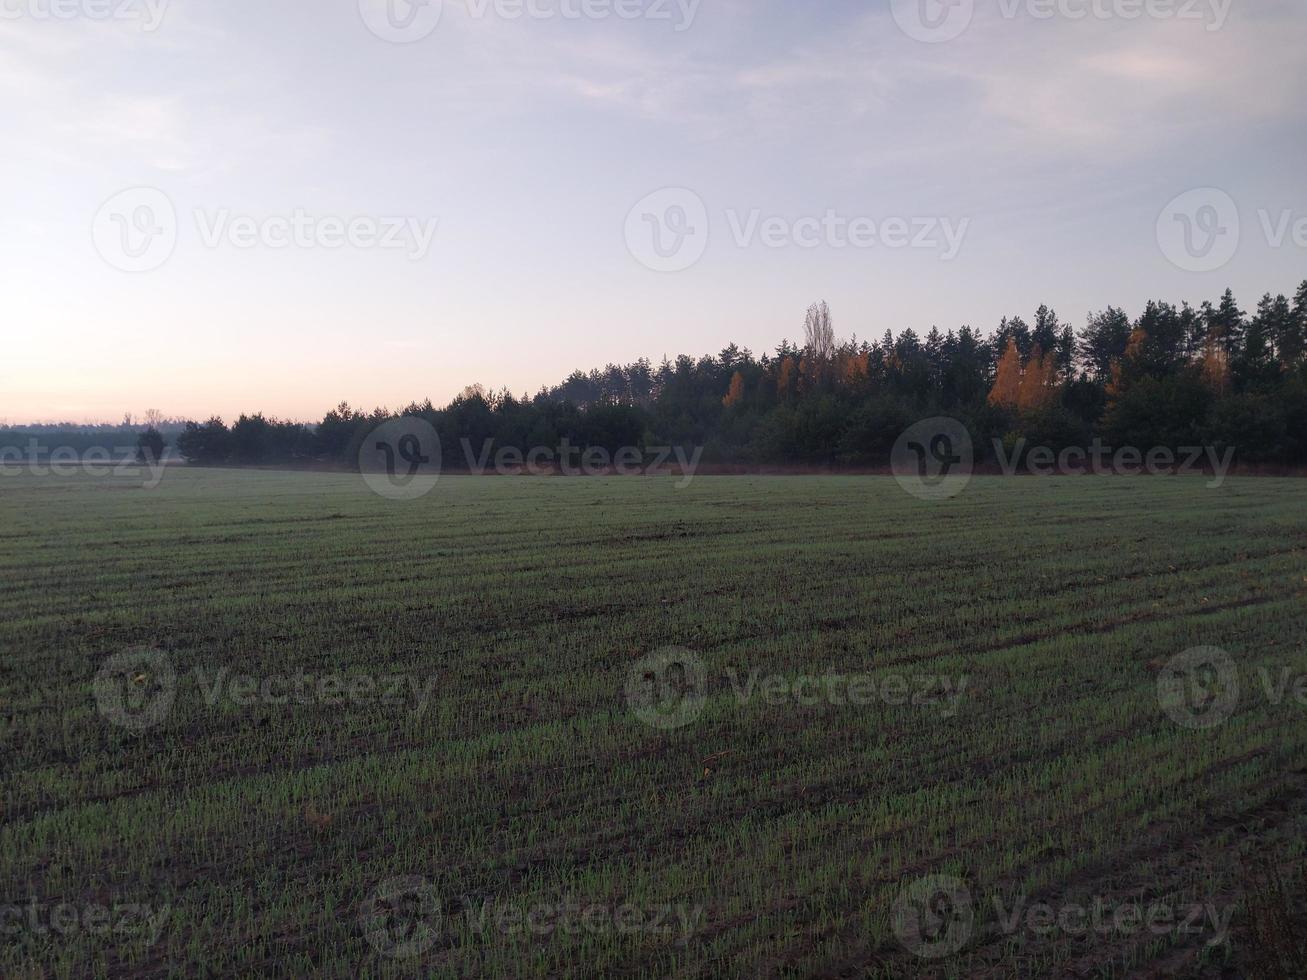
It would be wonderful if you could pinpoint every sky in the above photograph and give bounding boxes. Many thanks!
[1,0,1305,423]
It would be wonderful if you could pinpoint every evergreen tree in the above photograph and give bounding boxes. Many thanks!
[994,316,1032,360]
[136,427,166,464]
[1078,307,1132,382]
[1178,302,1205,360]
[1281,281,1307,367]
[1236,294,1286,389]
[1204,289,1245,360]
[1032,305,1060,355]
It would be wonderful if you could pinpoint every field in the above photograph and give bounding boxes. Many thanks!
[3,469,1307,978]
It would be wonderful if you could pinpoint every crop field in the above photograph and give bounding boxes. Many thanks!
[3,468,1307,978]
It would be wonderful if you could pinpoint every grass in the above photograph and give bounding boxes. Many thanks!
[2,468,1306,978]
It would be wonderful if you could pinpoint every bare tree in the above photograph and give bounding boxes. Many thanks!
[804,301,835,384]
[144,408,165,430]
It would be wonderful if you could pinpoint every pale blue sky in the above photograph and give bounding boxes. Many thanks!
[2,0,1304,422]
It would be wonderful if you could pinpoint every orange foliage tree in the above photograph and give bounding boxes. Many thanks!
[777,357,800,402]
[988,339,1022,407]
[723,371,746,408]
[838,350,870,386]
[1017,345,1059,411]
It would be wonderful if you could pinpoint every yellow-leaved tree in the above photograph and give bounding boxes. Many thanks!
[1017,345,1059,411]
[723,371,746,408]
[988,338,1023,408]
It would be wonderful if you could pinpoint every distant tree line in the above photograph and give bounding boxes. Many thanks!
[0,413,183,459]
[171,282,1307,470]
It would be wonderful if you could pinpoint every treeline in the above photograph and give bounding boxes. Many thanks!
[0,418,185,456]
[175,281,1307,469]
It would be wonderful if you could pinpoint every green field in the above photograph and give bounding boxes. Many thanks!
[3,469,1306,978]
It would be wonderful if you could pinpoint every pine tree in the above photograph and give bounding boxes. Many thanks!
[1078,307,1132,383]
[1235,294,1279,389]
[1200,336,1231,394]
[995,316,1032,360]
[1137,300,1187,373]
[1106,328,1148,401]
[1057,324,1077,378]
[1178,302,1204,360]
[1281,280,1307,367]
[1032,305,1060,356]
[1205,288,1245,359]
